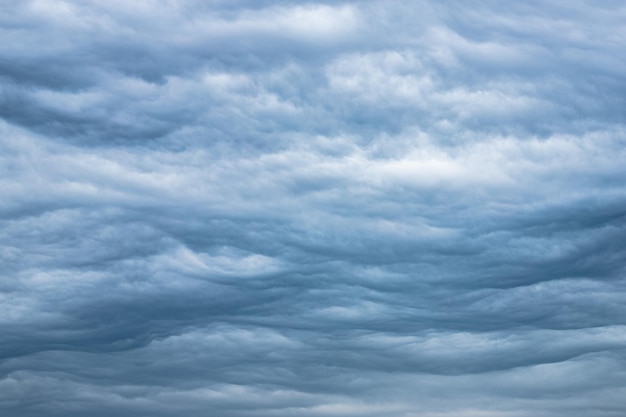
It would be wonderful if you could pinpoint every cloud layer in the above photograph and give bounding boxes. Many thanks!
[2,1,626,416]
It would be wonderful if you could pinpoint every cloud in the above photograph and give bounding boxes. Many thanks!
[2,1,626,416]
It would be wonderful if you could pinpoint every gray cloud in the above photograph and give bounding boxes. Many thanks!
[2,1,626,416]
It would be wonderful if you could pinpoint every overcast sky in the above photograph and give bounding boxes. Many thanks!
[2,1,626,416]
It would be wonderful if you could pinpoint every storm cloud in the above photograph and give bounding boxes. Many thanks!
[2,1,626,416]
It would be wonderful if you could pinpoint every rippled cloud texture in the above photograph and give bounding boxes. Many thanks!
[2,1,626,416]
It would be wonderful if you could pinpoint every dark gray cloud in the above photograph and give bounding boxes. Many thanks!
[2,1,626,416]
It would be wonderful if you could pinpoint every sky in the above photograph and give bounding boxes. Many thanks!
[1,1,626,416]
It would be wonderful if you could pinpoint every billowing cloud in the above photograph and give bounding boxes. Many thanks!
[2,1,626,416]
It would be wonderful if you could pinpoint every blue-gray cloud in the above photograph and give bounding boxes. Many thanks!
[2,1,626,416]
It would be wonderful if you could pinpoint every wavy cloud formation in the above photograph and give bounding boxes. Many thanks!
[2,1,626,416]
